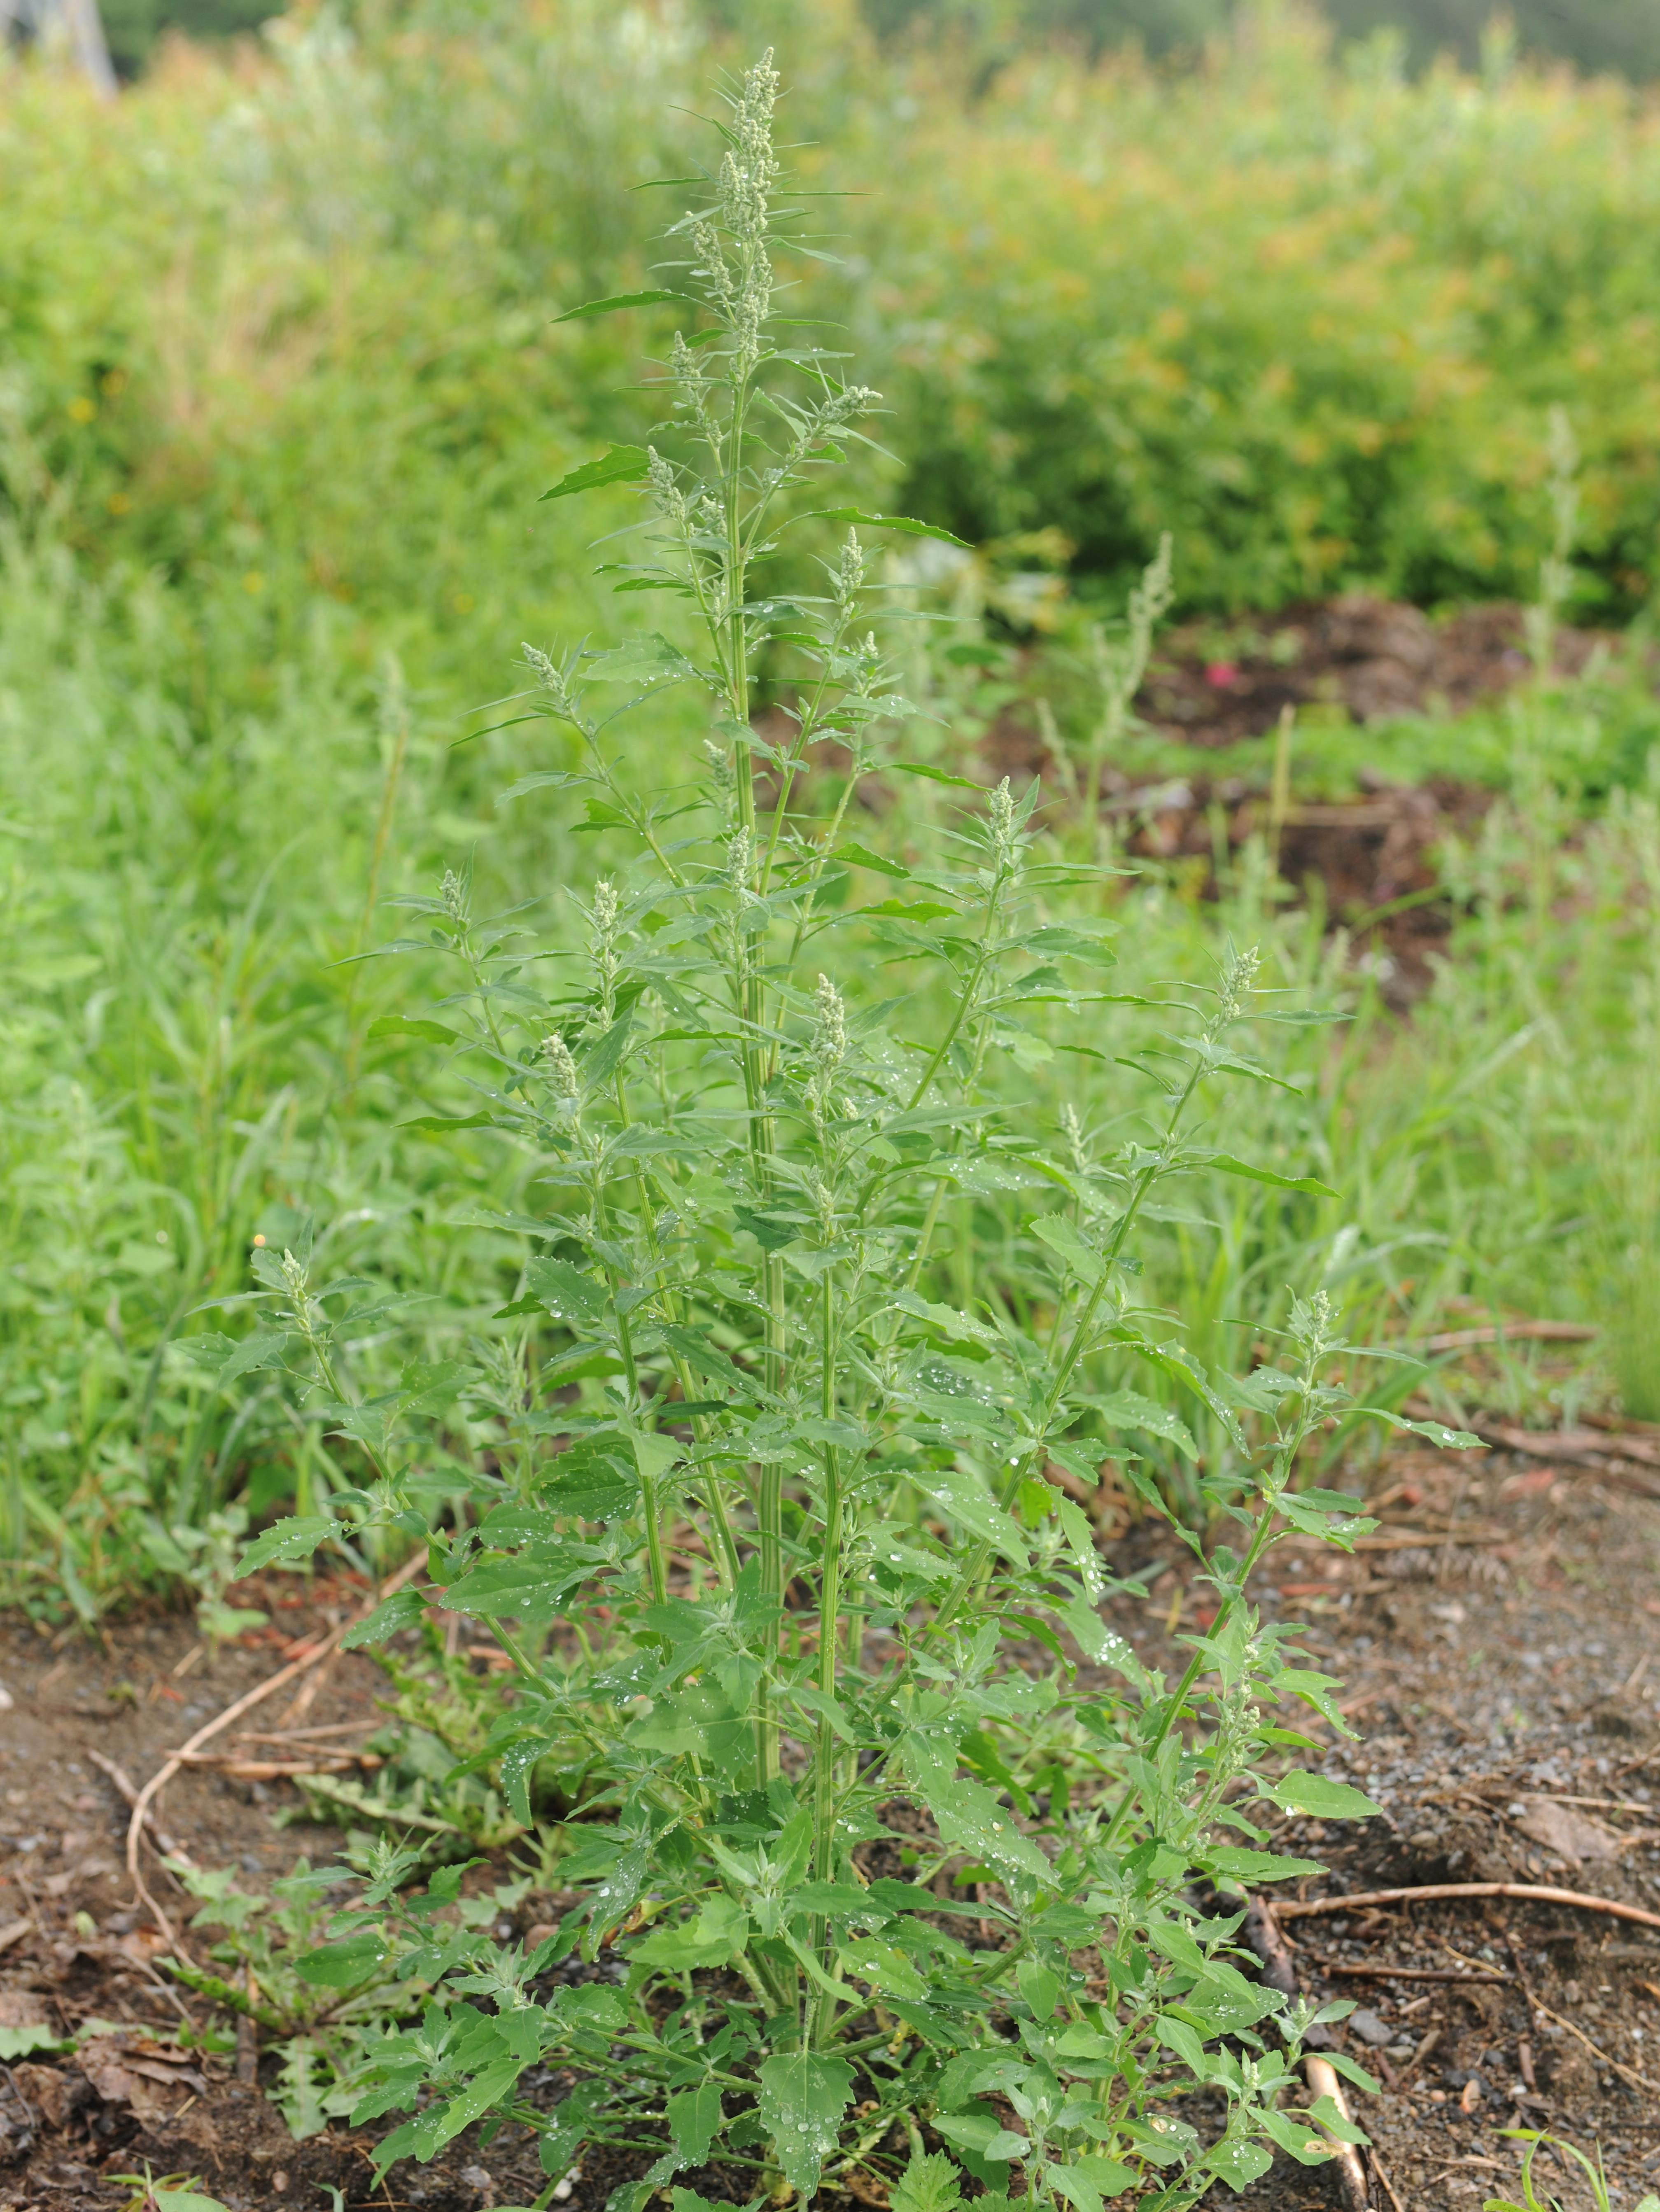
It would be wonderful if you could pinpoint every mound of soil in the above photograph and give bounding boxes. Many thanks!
[974,594,1611,996]
[1137,595,1607,749]
[2,1421,1657,2212]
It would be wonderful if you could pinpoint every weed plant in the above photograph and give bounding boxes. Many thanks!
[211,55,1493,2204]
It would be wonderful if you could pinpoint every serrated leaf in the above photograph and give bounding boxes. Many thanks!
[756,2052,853,2200]
[1030,1213,1105,1287]
[185,1328,296,1389]
[807,507,971,549]
[526,1258,608,1329]
[838,1941,928,2000]
[1088,1387,1198,1460]
[340,1587,429,1649]
[668,2083,723,2165]
[919,1775,1051,1883]
[233,1515,338,1577]
[832,841,909,878]
[539,445,651,501]
[554,290,690,322]
[890,2152,963,2212]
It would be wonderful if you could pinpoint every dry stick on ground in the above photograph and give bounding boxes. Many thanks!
[1237,1895,1369,2212]
[1315,1962,1511,1985]
[88,1750,196,1867]
[1418,1321,1599,1352]
[1367,2145,1409,2212]
[124,1554,426,1944]
[1275,1883,1660,1933]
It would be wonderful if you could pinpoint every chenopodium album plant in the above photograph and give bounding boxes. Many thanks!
[228,53,1480,2208]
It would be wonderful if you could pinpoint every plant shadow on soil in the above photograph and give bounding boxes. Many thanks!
[2,1433,1659,2212]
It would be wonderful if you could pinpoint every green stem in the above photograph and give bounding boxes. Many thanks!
[1097,1467,1287,1851]
[809,1270,844,2046]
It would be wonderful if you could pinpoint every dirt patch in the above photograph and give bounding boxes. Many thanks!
[2,1439,1657,2212]
[1108,1437,1660,2211]
[1136,595,1610,751]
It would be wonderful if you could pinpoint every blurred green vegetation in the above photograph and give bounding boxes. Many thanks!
[863,0,1660,81]
[16,3,1660,621]
[0,1,1655,1619]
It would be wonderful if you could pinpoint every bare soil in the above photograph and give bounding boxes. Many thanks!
[2,1428,1657,2212]
[979,594,1632,997]
[1136,595,1607,749]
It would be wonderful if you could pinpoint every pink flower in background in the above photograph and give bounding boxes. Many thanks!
[1205,660,1239,688]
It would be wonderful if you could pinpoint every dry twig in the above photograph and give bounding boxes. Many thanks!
[124,1553,425,1942]
[1276,1883,1660,1933]
[1316,1962,1510,1985]
[88,1750,196,1866]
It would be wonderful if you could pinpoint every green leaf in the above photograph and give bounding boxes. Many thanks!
[233,1514,338,1577]
[832,841,910,878]
[838,1940,928,2000]
[1202,1845,1326,1883]
[920,1775,1051,1884]
[1270,1771,1383,1821]
[1016,1957,1059,2018]
[526,1258,608,1329]
[634,1895,748,1970]
[1044,2165,1103,2212]
[541,1438,638,1521]
[398,1112,499,1134]
[755,2052,853,2201]
[366,1015,457,1045]
[539,445,652,501]
[1356,1408,1485,1450]
[152,2192,234,2212]
[340,1587,429,1650]
[1188,1151,1340,1199]
[294,1931,388,1988]
[1307,2093,1369,2146]
[425,2058,525,2153]
[583,1010,635,1085]
[185,1328,296,1389]
[891,761,982,789]
[1088,1387,1198,1460]
[934,2115,1028,2167]
[0,2025,66,2059]
[807,507,972,549]
[1205,2138,1274,2189]
[1031,1213,1104,1287]
[890,2152,964,2212]
[553,291,690,322]
[668,2083,723,2165]
[1259,2107,1339,2165]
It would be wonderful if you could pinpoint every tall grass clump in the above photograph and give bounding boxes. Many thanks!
[225,55,1485,2202]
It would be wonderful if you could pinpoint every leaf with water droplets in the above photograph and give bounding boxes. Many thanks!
[756,2052,853,2200]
